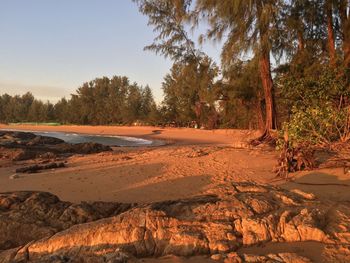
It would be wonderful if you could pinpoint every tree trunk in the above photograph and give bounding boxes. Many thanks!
[255,0,277,139]
[340,0,350,69]
[297,30,304,52]
[255,97,265,131]
[326,0,336,66]
[259,51,277,133]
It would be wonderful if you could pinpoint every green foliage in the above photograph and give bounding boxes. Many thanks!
[0,92,55,123]
[134,0,200,61]
[277,67,350,148]
[219,58,264,129]
[161,56,219,127]
[196,0,285,62]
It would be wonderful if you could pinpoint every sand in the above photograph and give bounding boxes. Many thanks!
[1,124,350,262]
[0,124,349,205]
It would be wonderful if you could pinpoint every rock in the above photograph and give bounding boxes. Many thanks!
[27,135,64,145]
[241,253,312,263]
[38,152,57,159]
[0,131,112,162]
[224,252,243,263]
[187,148,209,158]
[234,182,268,193]
[56,142,112,154]
[9,174,19,179]
[0,183,349,262]
[16,162,65,173]
[0,191,135,251]
[211,254,223,261]
[15,162,65,173]
[291,189,316,200]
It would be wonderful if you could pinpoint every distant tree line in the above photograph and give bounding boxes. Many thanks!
[0,76,159,125]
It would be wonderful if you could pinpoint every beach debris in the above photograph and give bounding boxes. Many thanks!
[15,162,65,173]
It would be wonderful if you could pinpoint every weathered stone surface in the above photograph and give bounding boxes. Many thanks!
[238,253,312,263]
[0,183,349,262]
[0,191,135,251]
[15,162,65,173]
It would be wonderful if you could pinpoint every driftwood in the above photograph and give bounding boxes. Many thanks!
[16,162,65,173]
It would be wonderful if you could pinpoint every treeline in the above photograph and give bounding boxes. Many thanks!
[0,76,159,125]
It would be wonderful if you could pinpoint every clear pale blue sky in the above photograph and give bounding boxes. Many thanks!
[0,0,221,103]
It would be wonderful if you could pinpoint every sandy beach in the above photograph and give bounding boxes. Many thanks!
[1,124,350,262]
[0,124,272,203]
[1,124,349,204]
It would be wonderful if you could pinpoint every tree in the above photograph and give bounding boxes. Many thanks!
[54,98,69,124]
[161,56,219,127]
[220,58,264,130]
[135,0,220,128]
[195,0,284,138]
[134,0,200,61]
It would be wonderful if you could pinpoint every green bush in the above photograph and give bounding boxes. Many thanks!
[277,67,350,148]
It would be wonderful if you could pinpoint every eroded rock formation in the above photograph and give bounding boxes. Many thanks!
[0,191,135,251]
[0,131,112,162]
[0,183,350,262]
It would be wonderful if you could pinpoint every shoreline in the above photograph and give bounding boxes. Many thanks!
[0,127,167,147]
[0,124,261,147]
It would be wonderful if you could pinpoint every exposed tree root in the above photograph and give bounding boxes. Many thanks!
[250,129,276,147]
[274,142,315,179]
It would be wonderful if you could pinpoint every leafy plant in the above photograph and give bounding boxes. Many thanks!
[277,66,350,149]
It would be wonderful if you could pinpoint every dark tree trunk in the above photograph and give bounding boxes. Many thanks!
[326,0,336,66]
[259,51,277,133]
[255,97,265,131]
[255,0,277,139]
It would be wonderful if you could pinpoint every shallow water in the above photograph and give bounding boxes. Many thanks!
[2,129,161,147]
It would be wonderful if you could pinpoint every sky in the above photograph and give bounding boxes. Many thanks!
[0,0,222,103]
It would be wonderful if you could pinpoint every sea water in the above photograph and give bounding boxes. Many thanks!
[1,129,162,147]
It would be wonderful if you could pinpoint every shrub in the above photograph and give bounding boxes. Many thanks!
[277,67,350,149]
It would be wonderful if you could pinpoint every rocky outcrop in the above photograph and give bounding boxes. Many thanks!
[15,162,65,173]
[0,191,135,251]
[219,252,312,263]
[0,183,350,262]
[0,131,112,162]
